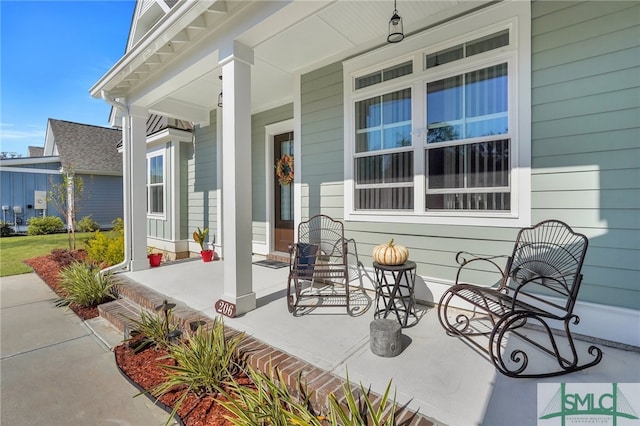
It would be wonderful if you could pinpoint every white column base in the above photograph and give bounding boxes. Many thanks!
[220,292,256,316]
[129,258,150,272]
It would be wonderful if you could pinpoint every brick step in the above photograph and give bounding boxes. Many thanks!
[266,252,290,263]
[101,273,432,425]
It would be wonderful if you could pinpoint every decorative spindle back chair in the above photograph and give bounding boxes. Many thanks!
[287,215,350,315]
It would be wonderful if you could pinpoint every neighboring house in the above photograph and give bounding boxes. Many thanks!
[90,1,639,347]
[0,119,123,231]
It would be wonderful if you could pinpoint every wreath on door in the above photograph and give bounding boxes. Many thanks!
[275,154,294,186]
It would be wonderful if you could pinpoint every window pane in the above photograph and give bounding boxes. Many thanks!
[383,124,412,149]
[427,145,463,189]
[356,151,413,185]
[383,89,411,124]
[383,61,413,81]
[465,64,508,137]
[427,140,509,189]
[356,88,412,152]
[467,139,510,188]
[427,76,462,142]
[356,131,381,153]
[466,29,509,57]
[426,192,510,210]
[356,97,381,130]
[356,71,382,90]
[427,64,508,142]
[426,45,463,69]
[150,186,163,213]
[356,187,414,210]
[150,156,163,184]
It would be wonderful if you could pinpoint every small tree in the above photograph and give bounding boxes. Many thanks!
[48,168,89,250]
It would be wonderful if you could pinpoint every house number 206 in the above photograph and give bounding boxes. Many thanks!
[215,299,236,318]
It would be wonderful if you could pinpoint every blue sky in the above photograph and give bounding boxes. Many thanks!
[1,1,136,157]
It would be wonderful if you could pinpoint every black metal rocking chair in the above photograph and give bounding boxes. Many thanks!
[438,219,603,378]
[287,215,350,315]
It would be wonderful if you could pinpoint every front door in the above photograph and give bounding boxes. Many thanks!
[274,132,294,253]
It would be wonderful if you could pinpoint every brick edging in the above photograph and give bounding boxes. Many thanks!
[102,274,433,425]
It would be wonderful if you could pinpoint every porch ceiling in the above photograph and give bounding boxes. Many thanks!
[95,0,482,122]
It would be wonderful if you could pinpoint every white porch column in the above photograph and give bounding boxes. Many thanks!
[219,42,256,315]
[128,105,149,271]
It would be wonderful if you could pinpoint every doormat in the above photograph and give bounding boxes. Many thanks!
[253,259,289,269]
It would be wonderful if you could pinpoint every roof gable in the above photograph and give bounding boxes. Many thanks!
[47,119,123,174]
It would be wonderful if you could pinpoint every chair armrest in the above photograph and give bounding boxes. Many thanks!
[454,251,510,288]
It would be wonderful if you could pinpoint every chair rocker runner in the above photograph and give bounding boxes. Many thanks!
[287,215,350,315]
[438,220,603,378]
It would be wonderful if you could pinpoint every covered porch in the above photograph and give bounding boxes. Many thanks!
[111,256,640,426]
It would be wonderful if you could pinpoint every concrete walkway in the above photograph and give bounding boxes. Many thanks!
[0,273,172,426]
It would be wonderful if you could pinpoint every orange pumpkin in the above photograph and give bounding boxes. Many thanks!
[372,239,409,265]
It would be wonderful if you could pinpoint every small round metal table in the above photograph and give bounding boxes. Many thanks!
[373,261,418,328]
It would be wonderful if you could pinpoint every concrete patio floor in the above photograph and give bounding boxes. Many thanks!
[120,256,640,426]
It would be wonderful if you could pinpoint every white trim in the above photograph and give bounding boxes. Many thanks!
[215,108,223,258]
[0,156,60,166]
[264,119,294,254]
[293,74,302,240]
[342,0,531,228]
[0,167,63,175]
[146,148,167,220]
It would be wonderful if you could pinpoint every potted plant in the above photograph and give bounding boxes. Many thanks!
[147,247,163,267]
[193,227,214,262]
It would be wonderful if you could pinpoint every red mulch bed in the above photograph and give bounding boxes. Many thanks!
[24,249,245,425]
[114,340,248,426]
[24,249,99,320]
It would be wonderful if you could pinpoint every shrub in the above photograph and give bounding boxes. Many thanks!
[77,215,100,232]
[85,231,124,266]
[123,304,181,353]
[27,216,64,235]
[55,262,116,308]
[111,217,124,232]
[0,221,14,237]
[328,373,396,426]
[150,317,244,425]
[49,248,86,268]
[215,365,322,426]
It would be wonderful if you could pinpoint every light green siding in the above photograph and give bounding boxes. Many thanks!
[188,112,218,247]
[251,104,293,243]
[297,1,640,310]
[300,63,345,221]
[531,0,640,309]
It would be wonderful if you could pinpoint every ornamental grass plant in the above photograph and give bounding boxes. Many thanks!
[328,372,397,426]
[55,261,116,308]
[215,365,323,426]
[123,306,180,353]
[149,317,244,425]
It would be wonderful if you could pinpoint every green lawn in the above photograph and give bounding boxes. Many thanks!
[0,233,97,277]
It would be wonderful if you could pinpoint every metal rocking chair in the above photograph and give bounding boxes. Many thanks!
[438,219,603,378]
[287,215,349,315]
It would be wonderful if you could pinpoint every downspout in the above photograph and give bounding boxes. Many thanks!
[100,90,133,274]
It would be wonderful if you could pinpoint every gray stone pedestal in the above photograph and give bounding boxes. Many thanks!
[370,319,402,357]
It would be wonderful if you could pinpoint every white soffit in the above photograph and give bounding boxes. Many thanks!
[257,15,354,72]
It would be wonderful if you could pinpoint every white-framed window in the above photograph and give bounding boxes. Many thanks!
[343,1,530,226]
[146,153,165,215]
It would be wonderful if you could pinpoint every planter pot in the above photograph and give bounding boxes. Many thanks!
[148,253,162,267]
[201,250,214,262]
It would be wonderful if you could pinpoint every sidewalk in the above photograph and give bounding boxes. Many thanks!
[0,273,172,426]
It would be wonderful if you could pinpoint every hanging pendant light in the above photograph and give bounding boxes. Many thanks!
[387,0,404,43]
[217,75,223,108]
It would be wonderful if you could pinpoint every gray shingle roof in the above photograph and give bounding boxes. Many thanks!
[48,119,122,174]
